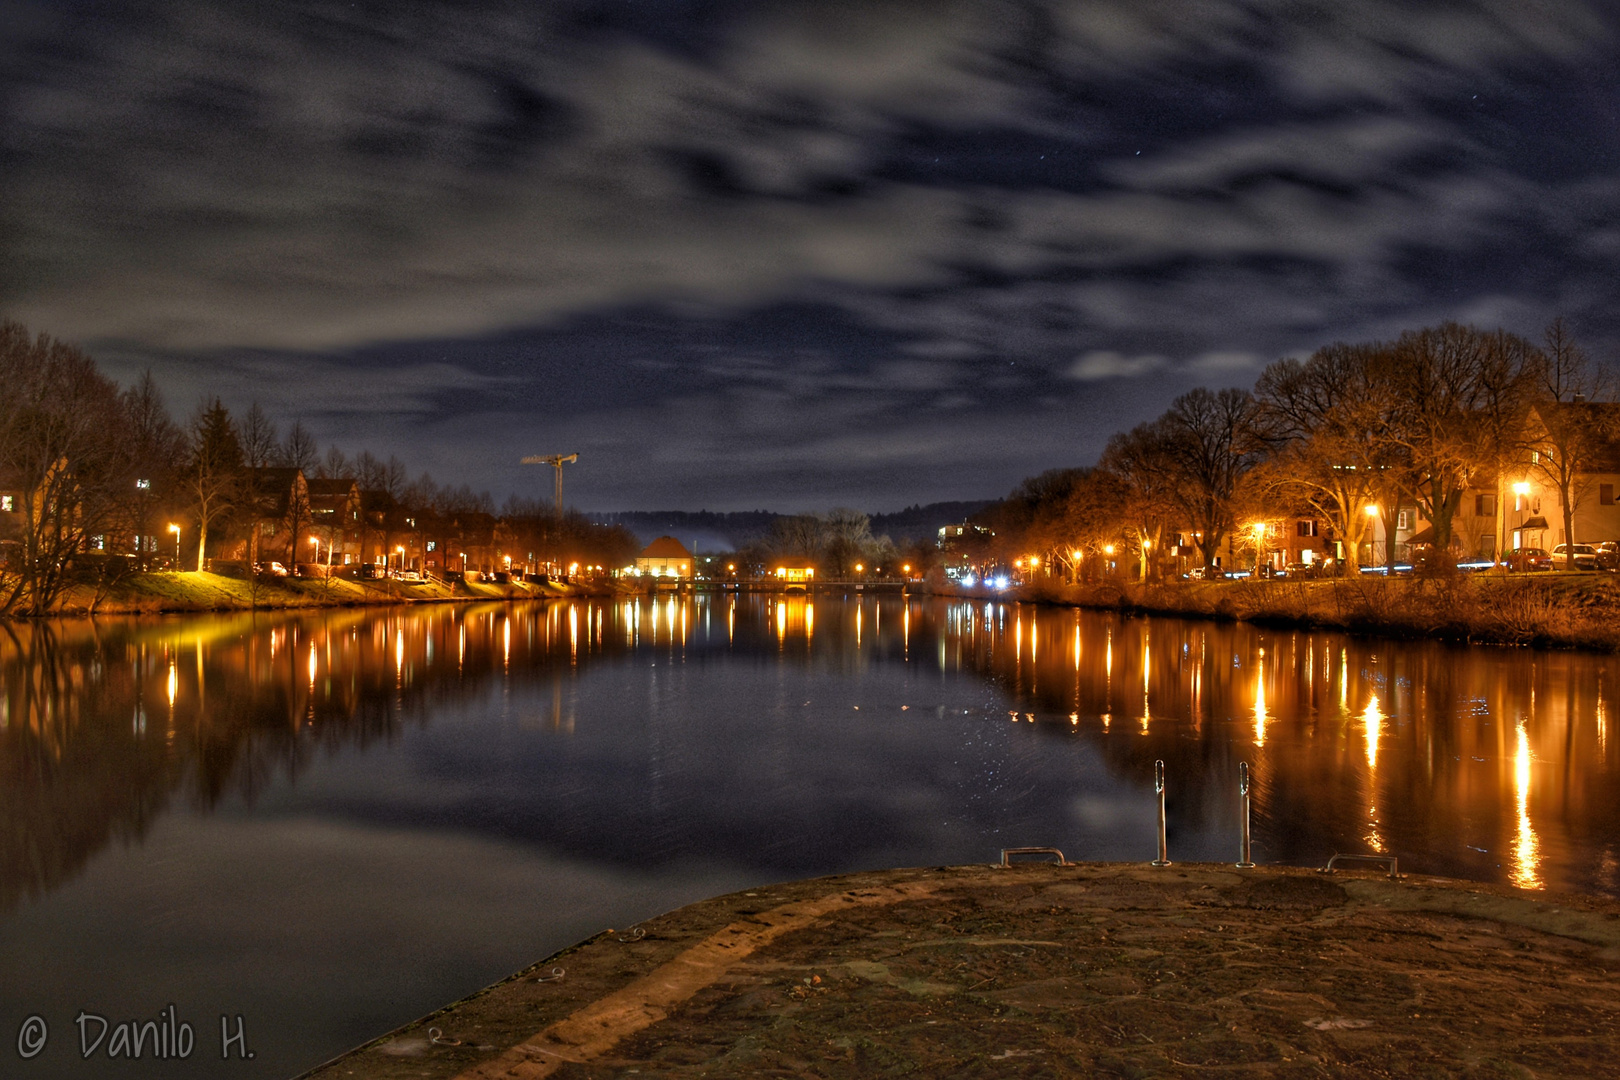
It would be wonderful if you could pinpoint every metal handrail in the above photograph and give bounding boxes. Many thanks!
[999,847,1070,867]
[1319,853,1399,878]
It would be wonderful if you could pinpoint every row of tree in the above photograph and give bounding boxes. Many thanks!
[0,321,635,615]
[736,508,915,578]
[970,320,1613,581]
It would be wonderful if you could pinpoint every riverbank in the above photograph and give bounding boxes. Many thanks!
[28,569,619,616]
[942,573,1620,652]
[301,861,1618,1079]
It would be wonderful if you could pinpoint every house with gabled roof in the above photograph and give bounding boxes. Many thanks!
[305,477,361,565]
[635,536,692,579]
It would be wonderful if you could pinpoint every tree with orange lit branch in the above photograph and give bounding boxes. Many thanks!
[0,320,140,615]
[1250,342,1399,575]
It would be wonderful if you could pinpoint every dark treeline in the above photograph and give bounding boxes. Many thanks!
[0,321,638,614]
[963,320,1615,582]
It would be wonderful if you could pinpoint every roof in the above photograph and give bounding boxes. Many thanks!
[1528,401,1620,473]
[639,536,693,559]
[305,477,358,498]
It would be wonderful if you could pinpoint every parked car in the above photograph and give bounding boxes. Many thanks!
[1595,541,1620,571]
[255,561,289,577]
[1505,547,1552,572]
[1282,561,1324,579]
[394,569,426,583]
[1186,566,1226,580]
[1551,543,1599,571]
[357,562,388,580]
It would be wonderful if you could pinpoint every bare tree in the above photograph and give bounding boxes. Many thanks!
[0,321,137,613]
[118,372,186,568]
[1158,387,1263,573]
[1101,426,1180,580]
[278,421,318,474]
[239,404,279,469]
[319,444,351,479]
[237,403,280,568]
[1524,318,1617,564]
[1251,343,1401,571]
[1385,324,1538,556]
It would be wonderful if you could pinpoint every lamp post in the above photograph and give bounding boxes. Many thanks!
[1510,481,1532,566]
[1364,503,1382,569]
[167,523,181,569]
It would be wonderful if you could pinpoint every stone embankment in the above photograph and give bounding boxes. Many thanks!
[303,862,1619,1079]
[942,573,1620,653]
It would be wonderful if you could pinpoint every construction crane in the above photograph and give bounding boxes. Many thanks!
[520,453,579,516]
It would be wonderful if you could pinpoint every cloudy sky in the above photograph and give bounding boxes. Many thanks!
[3,1,1617,510]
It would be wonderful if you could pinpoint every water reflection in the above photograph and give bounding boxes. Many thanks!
[4,596,1620,917]
[924,600,1619,896]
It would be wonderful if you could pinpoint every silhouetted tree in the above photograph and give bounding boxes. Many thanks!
[183,400,243,571]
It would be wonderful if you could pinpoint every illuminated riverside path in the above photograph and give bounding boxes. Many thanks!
[1,596,1616,1077]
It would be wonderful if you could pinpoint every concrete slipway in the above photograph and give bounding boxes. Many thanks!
[301,862,1620,1079]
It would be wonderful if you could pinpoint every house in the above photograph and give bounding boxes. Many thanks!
[305,477,362,565]
[773,565,815,591]
[635,536,692,579]
[1249,517,1336,572]
[1511,401,1620,550]
[229,467,308,566]
[0,468,24,565]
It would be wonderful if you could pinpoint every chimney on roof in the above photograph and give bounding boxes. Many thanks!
[1574,393,1588,403]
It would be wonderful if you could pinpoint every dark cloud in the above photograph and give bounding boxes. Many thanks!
[2,0,1616,508]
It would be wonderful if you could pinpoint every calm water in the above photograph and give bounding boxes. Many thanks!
[2,595,1617,1076]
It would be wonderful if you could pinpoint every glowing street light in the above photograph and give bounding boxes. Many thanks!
[1364,504,1380,517]
[167,523,181,567]
[1513,481,1531,496]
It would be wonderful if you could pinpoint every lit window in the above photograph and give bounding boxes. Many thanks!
[0,495,11,512]
[427,541,436,552]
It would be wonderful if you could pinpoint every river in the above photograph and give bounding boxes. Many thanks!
[1,595,1615,1076]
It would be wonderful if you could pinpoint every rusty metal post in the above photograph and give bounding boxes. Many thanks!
[1237,761,1255,868]
[1152,759,1170,867]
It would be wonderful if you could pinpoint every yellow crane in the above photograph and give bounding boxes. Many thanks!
[520,453,579,516]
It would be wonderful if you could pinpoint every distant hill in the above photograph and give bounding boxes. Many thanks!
[868,501,996,543]
[591,500,996,551]
[589,510,781,552]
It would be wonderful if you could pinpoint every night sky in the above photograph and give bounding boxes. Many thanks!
[3,1,1617,511]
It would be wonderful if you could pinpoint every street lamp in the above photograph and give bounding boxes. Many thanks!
[394,545,405,574]
[167,523,181,568]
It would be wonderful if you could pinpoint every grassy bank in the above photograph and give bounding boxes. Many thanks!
[31,570,615,617]
[949,572,1620,652]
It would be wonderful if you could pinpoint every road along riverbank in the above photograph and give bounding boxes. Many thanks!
[936,573,1620,653]
[301,862,1619,1079]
